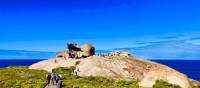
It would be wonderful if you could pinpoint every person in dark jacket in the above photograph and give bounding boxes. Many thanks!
[52,73,57,85]
[46,72,51,85]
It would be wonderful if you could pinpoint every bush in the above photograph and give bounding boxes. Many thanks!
[153,80,181,88]
[114,80,141,88]
[193,86,200,88]
[0,66,47,88]
[75,61,81,66]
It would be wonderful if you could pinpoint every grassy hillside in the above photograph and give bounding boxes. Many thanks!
[0,66,47,88]
[0,66,198,88]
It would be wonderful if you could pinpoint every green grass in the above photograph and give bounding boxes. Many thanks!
[0,66,47,88]
[193,86,200,88]
[0,66,141,88]
[153,80,181,88]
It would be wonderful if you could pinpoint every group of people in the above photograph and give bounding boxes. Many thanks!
[73,68,80,75]
[46,72,62,88]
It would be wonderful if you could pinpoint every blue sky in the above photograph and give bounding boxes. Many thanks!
[0,0,200,54]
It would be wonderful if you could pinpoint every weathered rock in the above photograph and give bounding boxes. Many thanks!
[75,56,191,88]
[81,44,95,57]
[110,50,131,57]
[58,43,95,59]
[56,51,69,58]
[190,79,200,86]
[29,58,81,72]
[67,43,81,51]
[29,56,192,88]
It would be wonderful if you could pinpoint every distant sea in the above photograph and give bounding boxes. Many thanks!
[0,59,199,81]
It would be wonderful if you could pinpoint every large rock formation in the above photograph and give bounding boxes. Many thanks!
[56,43,95,59]
[30,56,192,88]
[29,42,197,88]
[75,56,191,88]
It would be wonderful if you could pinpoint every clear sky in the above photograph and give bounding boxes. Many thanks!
[0,0,200,52]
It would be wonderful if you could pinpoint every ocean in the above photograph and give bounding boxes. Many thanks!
[0,59,199,81]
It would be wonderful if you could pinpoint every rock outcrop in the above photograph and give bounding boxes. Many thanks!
[75,56,191,88]
[56,43,95,59]
[56,51,69,58]
[81,44,95,57]
[109,50,131,57]
[29,58,81,72]
[29,42,197,88]
[29,56,192,88]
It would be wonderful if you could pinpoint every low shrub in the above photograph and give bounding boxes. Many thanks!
[153,80,181,88]
[193,86,200,88]
[0,66,47,88]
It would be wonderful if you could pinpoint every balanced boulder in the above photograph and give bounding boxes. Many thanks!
[81,44,95,57]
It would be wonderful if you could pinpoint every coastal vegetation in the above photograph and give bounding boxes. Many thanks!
[193,86,200,88]
[0,66,47,88]
[0,66,198,88]
[52,66,142,88]
[153,80,181,88]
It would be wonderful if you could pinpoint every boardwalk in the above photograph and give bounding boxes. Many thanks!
[44,80,58,88]
[45,85,57,88]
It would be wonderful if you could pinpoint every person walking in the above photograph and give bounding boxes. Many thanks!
[58,80,62,88]
[46,72,51,86]
[52,73,57,85]
[74,68,80,75]
[58,74,62,81]
[57,74,62,88]
[51,73,55,85]
[57,78,62,88]
[55,73,59,84]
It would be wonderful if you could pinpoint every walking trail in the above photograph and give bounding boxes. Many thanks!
[45,85,57,88]
[44,80,58,88]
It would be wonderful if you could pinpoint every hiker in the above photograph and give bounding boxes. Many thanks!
[74,68,80,75]
[51,73,54,85]
[57,79,62,88]
[46,72,51,85]
[55,73,59,84]
[52,73,57,85]
[58,74,62,82]
[55,74,62,88]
